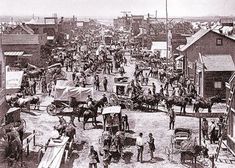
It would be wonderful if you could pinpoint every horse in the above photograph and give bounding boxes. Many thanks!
[142,93,163,111]
[83,100,104,130]
[12,96,40,111]
[193,95,222,113]
[165,96,189,115]
[181,145,209,167]
[26,68,44,80]
[169,73,181,86]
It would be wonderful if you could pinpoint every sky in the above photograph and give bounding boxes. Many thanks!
[0,0,234,18]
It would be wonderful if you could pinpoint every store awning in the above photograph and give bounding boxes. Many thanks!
[175,55,184,61]
[4,51,24,56]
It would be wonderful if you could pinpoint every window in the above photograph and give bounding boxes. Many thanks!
[214,81,222,89]
[216,38,223,46]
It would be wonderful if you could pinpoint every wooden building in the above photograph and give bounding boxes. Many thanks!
[0,36,9,119]
[225,73,235,154]
[196,54,235,98]
[2,34,47,67]
[177,29,235,80]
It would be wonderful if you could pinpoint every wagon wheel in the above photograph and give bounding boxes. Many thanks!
[46,104,57,116]
[109,93,119,106]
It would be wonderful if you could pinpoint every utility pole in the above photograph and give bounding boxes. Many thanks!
[166,0,168,66]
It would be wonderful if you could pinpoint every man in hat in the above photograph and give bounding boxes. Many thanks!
[169,108,176,130]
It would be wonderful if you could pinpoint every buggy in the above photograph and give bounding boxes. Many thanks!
[171,128,192,150]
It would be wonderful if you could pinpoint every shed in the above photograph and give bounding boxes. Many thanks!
[196,54,235,98]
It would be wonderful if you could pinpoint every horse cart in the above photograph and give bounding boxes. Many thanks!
[46,79,93,116]
[171,128,192,150]
[99,106,126,161]
[109,77,133,110]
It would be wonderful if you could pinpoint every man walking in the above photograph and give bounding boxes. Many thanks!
[147,133,155,161]
[88,146,99,168]
[202,118,209,140]
[169,108,176,130]
[136,133,144,163]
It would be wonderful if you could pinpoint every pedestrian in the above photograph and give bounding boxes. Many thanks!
[169,108,176,130]
[32,79,37,95]
[178,85,183,96]
[47,82,52,96]
[136,133,144,163]
[148,88,152,96]
[164,78,169,91]
[88,146,99,168]
[94,75,100,91]
[100,148,111,168]
[160,85,164,96]
[202,118,209,140]
[72,71,76,81]
[144,73,149,85]
[152,83,156,95]
[147,133,155,161]
[107,63,111,74]
[110,63,113,73]
[103,77,108,92]
[171,87,176,96]
[122,114,129,131]
[209,120,216,144]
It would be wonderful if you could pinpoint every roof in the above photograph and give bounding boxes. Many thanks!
[12,24,34,34]
[177,28,235,52]
[102,106,121,115]
[2,34,40,45]
[177,29,210,52]
[26,18,57,25]
[200,54,235,72]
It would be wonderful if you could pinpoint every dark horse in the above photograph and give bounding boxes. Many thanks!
[193,95,222,113]
[165,96,189,115]
[82,100,104,130]
[181,145,208,167]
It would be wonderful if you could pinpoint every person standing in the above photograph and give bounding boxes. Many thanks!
[164,78,169,91]
[103,77,108,92]
[144,73,149,86]
[152,83,156,95]
[47,82,52,96]
[88,146,99,168]
[169,108,176,130]
[72,71,76,81]
[160,85,164,96]
[171,87,176,96]
[202,118,209,140]
[32,79,37,95]
[209,120,216,144]
[100,148,111,168]
[136,133,144,163]
[147,133,155,161]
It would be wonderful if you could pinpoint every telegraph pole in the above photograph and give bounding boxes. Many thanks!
[166,0,168,66]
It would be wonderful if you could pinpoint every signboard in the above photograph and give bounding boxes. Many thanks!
[6,71,24,89]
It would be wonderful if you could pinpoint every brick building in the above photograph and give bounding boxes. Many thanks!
[2,34,47,67]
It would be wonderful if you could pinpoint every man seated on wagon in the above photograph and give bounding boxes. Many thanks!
[100,94,108,106]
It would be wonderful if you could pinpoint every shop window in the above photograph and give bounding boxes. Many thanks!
[214,81,222,89]
[216,38,223,46]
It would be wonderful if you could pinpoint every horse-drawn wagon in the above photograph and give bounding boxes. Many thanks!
[46,79,93,116]
[99,106,126,161]
[109,77,133,110]
[171,128,192,150]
